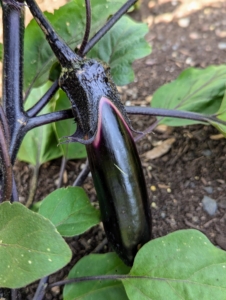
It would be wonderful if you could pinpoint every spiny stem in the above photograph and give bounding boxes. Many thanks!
[2,0,26,147]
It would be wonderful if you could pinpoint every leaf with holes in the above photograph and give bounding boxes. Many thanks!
[122,229,226,300]
[38,187,100,237]
[0,202,71,288]
[63,253,130,300]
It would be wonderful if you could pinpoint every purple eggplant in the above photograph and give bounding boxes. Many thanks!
[86,97,152,266]
[25,0,152,265]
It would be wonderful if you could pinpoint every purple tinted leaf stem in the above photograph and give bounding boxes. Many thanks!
[78,0,91,56]
[27,80,59,117]
[33,276,48,300]
[82,0,138,56]
[72,159,90,186]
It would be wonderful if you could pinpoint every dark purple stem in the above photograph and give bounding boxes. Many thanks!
[27,80,59,117]
[0,123,13,202]
[72,159,90,186]
[82,0,138,56]
[32,276,48,300]
[25,106,226,132]
[0,105,11,145]
[78,0,91,56]
[57,156,67,189]
[25,0,81,66]
[2,0,25,140]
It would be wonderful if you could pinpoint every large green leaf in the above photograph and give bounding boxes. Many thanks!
[122,230,226,300]
[63,253,130,300]
[17,82,62,165]
[88,15,151,85]
[0,202,72,288]
[24,0,125,91]
[151,65,226,126]
[54,90,87,159]
[39,187,100,237]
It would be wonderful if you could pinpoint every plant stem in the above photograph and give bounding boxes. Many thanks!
[0,123,13,202]
[0,105,10,145]
[82,0,138,56]
[78,0,91,56]
[26,164,40,207]
[49,274,154,288]
[25,0,81,66]
[11,176,19,202]
[33,276,48,300]
[72,159,90,186]
[57,156,67,189]
[2,0,26,147]
[27,80,59,117]
[26,106,226,131]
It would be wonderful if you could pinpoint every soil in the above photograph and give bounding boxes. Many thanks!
[1,0,226,299]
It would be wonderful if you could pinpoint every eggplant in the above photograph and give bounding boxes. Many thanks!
[86,97,152,266]
[25,0,152,265]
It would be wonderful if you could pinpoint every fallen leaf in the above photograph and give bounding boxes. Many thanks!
[143,138,175,160]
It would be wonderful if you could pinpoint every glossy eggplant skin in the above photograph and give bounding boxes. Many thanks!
[86,97,152,266]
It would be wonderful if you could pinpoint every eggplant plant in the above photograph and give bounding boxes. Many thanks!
[1,0,226,299]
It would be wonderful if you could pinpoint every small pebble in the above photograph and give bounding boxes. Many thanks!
[151,202,157,209]
[160,212,166,218]
[202,149,212,157]
[192,216,199,223]
[218,42,226,50]
[203,186,213,194]
[150,185,156,192]
[202,196,218,216]
[178,18,190,28]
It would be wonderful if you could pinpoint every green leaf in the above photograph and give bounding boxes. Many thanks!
[63,253,130,300]
[24,0,125,91]
[39,187,100,237]
[0,202,72,288]
[17,82,62,165]
[122,229,226,300]
[151,65,226,126]
[88,15,151,86]
[54,90,87,159]
[0,43,3,60]
[210,88,226,136]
